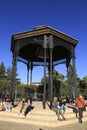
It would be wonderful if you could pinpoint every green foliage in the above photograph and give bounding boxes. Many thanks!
[53,70,64,81]
[6,67,12,80]
[68,65,75,86]
[15,84,25,100]
[0,62,21,98]
[41,76,49,84]
[0,61,87,100]
[60,81,68,97]
[79,76,87,94]
[67,64,80,97]
[0,62,6,79]
[40,70,66,97]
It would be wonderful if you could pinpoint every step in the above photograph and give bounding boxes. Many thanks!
[0,111,87,127]
[0,102,87,127]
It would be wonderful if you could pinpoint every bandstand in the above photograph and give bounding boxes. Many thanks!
[10,25,78,108]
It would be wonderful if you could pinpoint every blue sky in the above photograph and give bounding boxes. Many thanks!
[0,0,87,83]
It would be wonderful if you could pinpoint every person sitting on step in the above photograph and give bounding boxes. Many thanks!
[51,96,66,121]
[23,98,34,118]
[18,97,28,115]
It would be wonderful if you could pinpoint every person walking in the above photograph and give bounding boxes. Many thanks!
[75,94,85,123]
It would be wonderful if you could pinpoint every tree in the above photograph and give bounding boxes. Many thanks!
[53,70,64,81]
[0,62,6,79]
[0,63,21,98]
[0,62,6,97]
[67,64,78,97]
[6,67,12,80]
[14,83,25,101]
[60,81,68,97]
[40,70,66,98]
[80,76,87,94]
[53,70,65,97]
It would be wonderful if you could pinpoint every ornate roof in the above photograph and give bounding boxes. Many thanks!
[11,25,78,64]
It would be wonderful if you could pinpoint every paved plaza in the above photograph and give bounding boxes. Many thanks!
[0,120,87,130]
[0,102,87,130]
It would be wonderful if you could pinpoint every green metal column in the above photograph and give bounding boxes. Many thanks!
[27,61,30,97]
[66,58,71,98]
[72,56,77,98]
[43,35,47,109]
[49,35,53,103]
[30,61,33,98]
[10,44,18,100]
